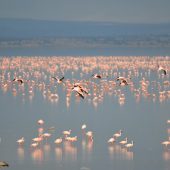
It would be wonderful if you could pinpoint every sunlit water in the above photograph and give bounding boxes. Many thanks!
[0,56,170,170]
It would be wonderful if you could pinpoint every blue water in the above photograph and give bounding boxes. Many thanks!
[0,55,170,170]
[0,47,170,56]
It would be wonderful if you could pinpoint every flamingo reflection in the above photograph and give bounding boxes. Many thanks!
[55,147,63,162]
[108,144,133,160]
[64,141,77,162]
[43,144,51,161]
[17,146,25,161]
[82,139,93,162]
[31,148,44,164]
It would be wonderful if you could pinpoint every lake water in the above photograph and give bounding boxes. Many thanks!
[1,47,170,56]
[0,55,170,170]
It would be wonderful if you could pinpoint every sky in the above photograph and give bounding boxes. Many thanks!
[0,0,170,23]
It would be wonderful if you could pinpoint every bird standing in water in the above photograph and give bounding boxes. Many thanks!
[17,137,25,145]
[125,141,134,149]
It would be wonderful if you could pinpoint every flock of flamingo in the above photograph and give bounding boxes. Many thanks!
[0,56,170,106]
[16,119,134,149]
[0,56,170,166]
[15,118,134,163]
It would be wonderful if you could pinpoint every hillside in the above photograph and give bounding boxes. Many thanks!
[0,18,170,48]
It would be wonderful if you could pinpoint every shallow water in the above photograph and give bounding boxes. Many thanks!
[1,47,170,56]
[0,56,170,170]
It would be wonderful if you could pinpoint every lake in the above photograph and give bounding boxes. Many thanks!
[0,55,170,170]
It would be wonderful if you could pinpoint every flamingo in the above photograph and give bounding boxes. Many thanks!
[66,136,77,142]
[162,141,170,147]
[81,124,87,130]
[73,84,89,95]
[12,78,24,84]
[119,79,128,86]
[119,137,128,145]
[37,119,44,126]
[52,76,65,84]
[86,131,93,141]
[167,120,170,124]
[42,133,51,139]
[116,76,126,81]
[108,137,115,144]
[116,77,130,86]
[113,130,122,138]
[32,136,43,143]
[91,74,102,79]
[125,141,134,149]
[62,130,71,136]
[17,137,25,145]
[72,86,85,99]
[158,65,167,75]
[31,142,39,148]
[54,138,62,144]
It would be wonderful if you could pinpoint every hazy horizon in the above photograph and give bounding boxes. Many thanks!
[0,17,170,25]
[3,17,170,24]
[0,18,170,56]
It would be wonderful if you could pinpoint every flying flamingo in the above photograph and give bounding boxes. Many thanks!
[158,65,167,75]
[162,140,170,147]
[52,76,65,84]
[12,78,24,84]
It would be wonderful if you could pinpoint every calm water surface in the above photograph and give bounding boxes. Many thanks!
[0,56,170,170]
